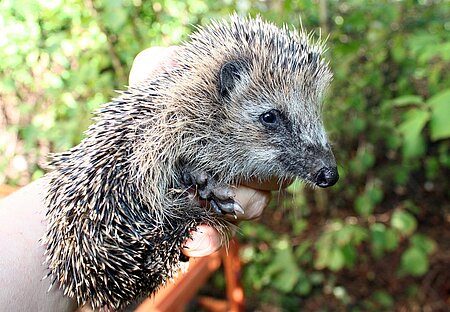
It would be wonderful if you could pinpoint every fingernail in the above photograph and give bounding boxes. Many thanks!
[233,202,245,215]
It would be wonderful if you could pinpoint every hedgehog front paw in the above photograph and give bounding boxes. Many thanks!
[182,169,244,216]
[209,185,244,216]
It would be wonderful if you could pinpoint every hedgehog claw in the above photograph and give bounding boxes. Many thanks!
[232,202,245,215]
[210,200,223,214]
[210,199,236,215]
[212,186,235,201]
[210,197,244,215]
[182,167,243,216]
[217,200,235,214]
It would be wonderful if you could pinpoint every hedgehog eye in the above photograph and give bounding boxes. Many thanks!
[260,110,280,129]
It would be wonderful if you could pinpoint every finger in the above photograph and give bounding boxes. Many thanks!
[182,225,221,258]
[232,186,271,220]
[129,46,178,86]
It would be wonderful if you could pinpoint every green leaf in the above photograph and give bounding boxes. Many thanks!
[372,290,394,308]
[391,210,417,236]
[410,234,437,255]
[295,277,312,295]
[264,239,301,293]
[367,183,383,204]
[351,225,369,244]
[370,223,399,258]
[272,259,300,292]
[391,95,424,107]
[403,200,421,215]
[385,228,399,251]
[341,244,357,268]
[328,248,345,271]
[272,266,300,293]
[370,223,387,258]
[336,224,368,245]
[31,169,44,180]
[355,194,374,217]
[398,108,430,136]
[391,37,406,63]
[335,226,353,245]
[315,233,332,270]
[292,218,308,235]
[294,240,312,259]
[398,108,430,158]
[400,247,429,276]
[428,89,450,140]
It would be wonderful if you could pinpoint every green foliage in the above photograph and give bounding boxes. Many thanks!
[399,245,429,277]
[354,179,383,217]
[391,210,417,237]
[1,0,449,310]
[263,238,302,293]
[394,88,450,158]
[315,222,368,271]
[399,233,437,277]
[428,89,450,141]
[238,1,448,309]
[370,223,399,259]
[364,290,395,310]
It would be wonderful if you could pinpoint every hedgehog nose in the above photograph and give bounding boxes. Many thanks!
[315,166,339,188]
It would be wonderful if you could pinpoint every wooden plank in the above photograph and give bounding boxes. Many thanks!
[222,240,245,312]
[0,184,18,198]
[135,251,222,312]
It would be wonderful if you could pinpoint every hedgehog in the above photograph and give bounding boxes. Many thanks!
[43,15,339,310]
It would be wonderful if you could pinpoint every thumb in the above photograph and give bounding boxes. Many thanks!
[182,225,221,258]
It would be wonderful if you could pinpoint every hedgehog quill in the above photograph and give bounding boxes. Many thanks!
[43,15,339,310]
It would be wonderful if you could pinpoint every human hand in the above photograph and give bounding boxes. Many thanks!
[129,47,292,257]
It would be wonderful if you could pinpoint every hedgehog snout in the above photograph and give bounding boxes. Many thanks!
[314,166,339,188]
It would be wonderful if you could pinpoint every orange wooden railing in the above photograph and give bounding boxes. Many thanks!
[136,239,244,312]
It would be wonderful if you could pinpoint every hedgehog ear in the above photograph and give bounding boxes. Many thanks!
[218,60,247,100]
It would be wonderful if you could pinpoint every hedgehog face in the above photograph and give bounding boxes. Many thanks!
[178,15,338,187]
[217,59,338,188]
[254,107,338,188]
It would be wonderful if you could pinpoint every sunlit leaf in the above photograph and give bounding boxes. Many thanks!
[328,248,345,271]
[400,247,428,276]
[398,109,430,158]
[391,210,417,236]
[428,89,450,140]
[391,95,424,107]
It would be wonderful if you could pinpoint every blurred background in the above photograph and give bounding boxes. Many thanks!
[1,0,449,311]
